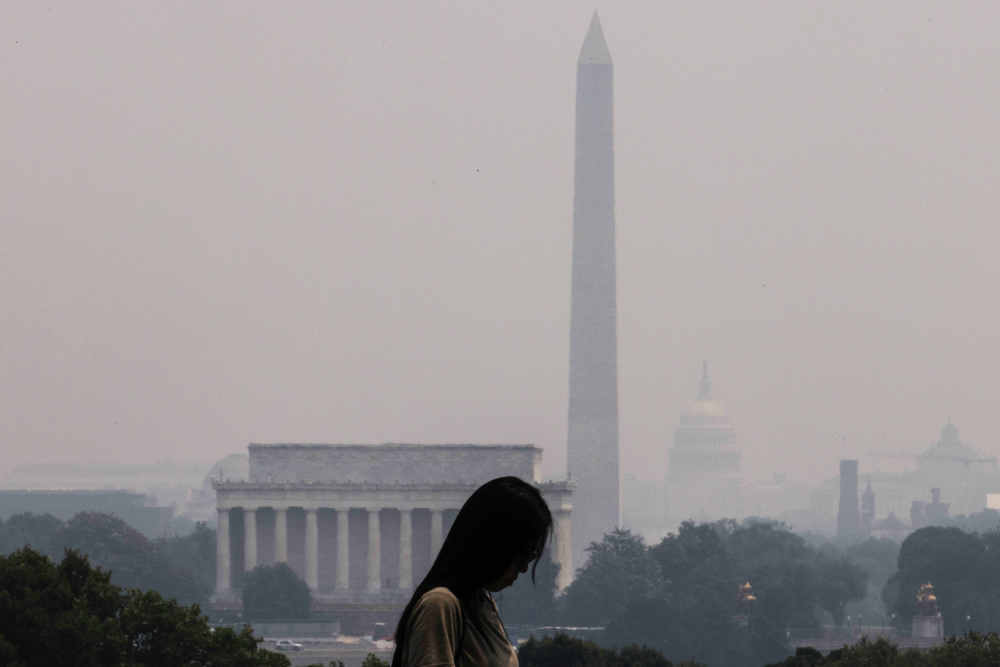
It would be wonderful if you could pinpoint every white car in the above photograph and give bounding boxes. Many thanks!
[274,639,303,651]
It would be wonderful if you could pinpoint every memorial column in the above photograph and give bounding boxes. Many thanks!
[399,508,412,590]
[275,508,288,563]
[367,508,381,592]
[430,509,444,558]
[553,510,573,592]
[305,508,319,591]
[244,508,257,572]
[215,508,231,595]
[336,509,350,590]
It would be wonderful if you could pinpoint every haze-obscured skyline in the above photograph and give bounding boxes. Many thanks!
[3,1,998,485]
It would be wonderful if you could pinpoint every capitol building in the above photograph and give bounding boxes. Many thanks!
[665,362,743,524]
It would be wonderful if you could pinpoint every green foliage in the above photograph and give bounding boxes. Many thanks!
[587,520,869,667]
[0,512,217,606]
[58,511,159,589]
[844,538,900,586]
[153,521,217,604]
[767,633,1000,666]
[0,513,64,557]
[882,526,1000,635]
[495,551,560,625]
[925,632,1000,664]
[561,528,663,626]
[361,653,390,667]
[0,548,124,666]
[839,538,900,624]
[812,552,867,626]
[517,633,701,667]
[241,562,312,620]
[0,546,289,667]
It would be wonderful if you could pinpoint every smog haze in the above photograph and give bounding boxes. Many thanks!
[3,1,998,487]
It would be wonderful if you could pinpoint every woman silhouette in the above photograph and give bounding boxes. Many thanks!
[391,476,552,667]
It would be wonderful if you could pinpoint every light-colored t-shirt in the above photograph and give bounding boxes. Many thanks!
[403,587,518,667]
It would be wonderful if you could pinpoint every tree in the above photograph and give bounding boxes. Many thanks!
[0,547,124,666]
[153,521,217,605]
[0,512,63,558]
[57,511,160,590]
[1,512,218,606]
[840,537,900,623]
[0,546,290,667]
[360,654,389,667]
[495,552,560,626]
[766,633,1000,666]
[812,553,867,626]
[763,637,911,666]
[561,529,662,626]
[517,633,701,667]
[882,526,985,635]
[608,520,868,667]
[242,563,312,620]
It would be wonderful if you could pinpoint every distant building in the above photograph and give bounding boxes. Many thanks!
[910,488,950,530]
[2,460,210,510]
[666,362,742,523]
[212,443,573,631]
[871,511,908,542]
[802,420,1000,539]
[837,460,861,540]
[895,421,997,517]
[0,489,175,538]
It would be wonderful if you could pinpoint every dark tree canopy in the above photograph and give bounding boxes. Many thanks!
[765,634,1000,666]
[561,528,662,626]
[883,526,1000,636]
[584,520,869,667]
[495,550,560,625]
[517,633,701,667]
[0,512,217,606]
[241,562,312,620]
[0,512,64,557]
[0,546,289,667]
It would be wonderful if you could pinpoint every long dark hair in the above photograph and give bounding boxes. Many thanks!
[391,476,552,667]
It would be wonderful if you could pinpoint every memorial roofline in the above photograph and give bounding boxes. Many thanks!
[248,443,540,450]
[213,479,574,491]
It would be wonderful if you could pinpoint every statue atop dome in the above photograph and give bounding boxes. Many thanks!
[697,360,712,401]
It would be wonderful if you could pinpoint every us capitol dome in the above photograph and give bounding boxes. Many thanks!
[666,362,743,522]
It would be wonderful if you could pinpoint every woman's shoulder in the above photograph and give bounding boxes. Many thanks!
[415,586,460,610]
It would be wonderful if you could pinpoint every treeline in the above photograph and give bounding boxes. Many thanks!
[518,634,703,667]
[0,511,216,605]
[501,520,1000,666]
[11,510,1000,665]
[883,526,1000,636]
[767,635,1000,666]
[500,520,871,667]
[0,547,287,667]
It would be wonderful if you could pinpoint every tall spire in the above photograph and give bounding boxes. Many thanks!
[567,11,618,583]
[579,13,612,65]
[697,360,712,401]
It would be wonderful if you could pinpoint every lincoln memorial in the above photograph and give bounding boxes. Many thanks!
[212,443,574,620]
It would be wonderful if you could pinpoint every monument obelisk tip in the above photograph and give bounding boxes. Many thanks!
[568,9,618,580]
[578,12,612,65]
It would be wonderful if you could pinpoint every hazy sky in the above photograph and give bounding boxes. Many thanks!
[3,1,999,485]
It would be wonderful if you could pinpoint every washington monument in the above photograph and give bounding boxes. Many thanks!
[567,13,619,570]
